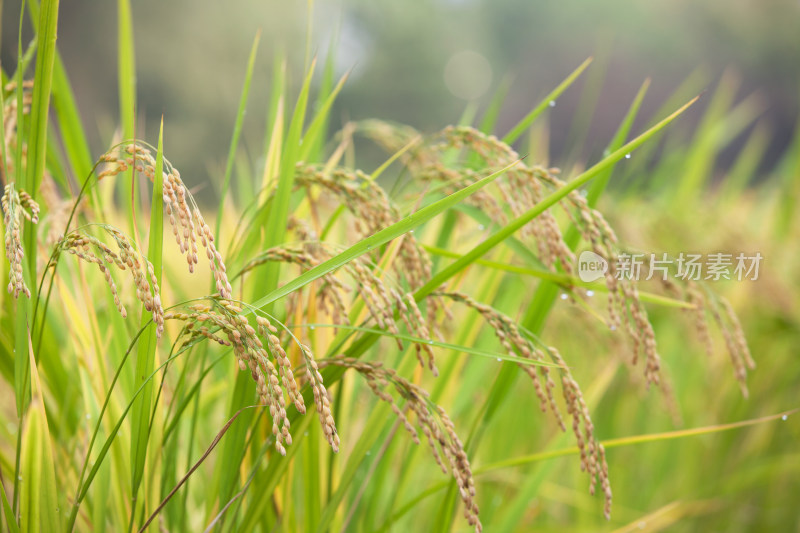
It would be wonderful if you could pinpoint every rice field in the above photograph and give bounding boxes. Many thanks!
[0,2,798,532]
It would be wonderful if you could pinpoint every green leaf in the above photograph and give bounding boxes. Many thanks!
[216,31,261,244]
[301,324,561,367]
[129,121,165,521]
[0,479,19,533]
[502,57,593,145]
[20,334,60,533]
[117,0,137,234]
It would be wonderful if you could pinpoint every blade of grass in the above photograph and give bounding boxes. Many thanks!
[296,324,561,367]
[502,57,593,145]
[479,408,799,472]
[215,31,261,245]
[722,121,769,202]
[117,0,137,235]
[0,479,19,533]
[258,57,316,273]
[128,120,164,527]
[303,38,337,161]
[478,74,513,134]
[315,391,397,532]
[138,407,254,532]
[299,70,349,162]
[19,331,59,533]
[586,78,651,207]
[564,45,610,162]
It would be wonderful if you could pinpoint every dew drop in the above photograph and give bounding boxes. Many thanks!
[409,230,414,234]
[586,290,595,297]
[782,415,788,421]
[496,357,502,362]
[366,450,371,456]
[603,149,610,157]
[309,325,315,330]
[304,431,309,436]
[428,340,434,345]
[478,224,485,231]
[610,325,617,331]
[86,413,91,420]
[625,153,631,159]
[549,100,556,107]
[17,476,22,481]
[560,293,568,300]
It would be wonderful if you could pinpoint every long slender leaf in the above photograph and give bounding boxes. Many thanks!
[20,333,59,533]
[215,31,261,244]
[129,121,164,524]
[117,0,137,235]
[502,57,593,145]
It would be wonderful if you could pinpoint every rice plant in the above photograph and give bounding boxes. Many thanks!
[1,3,797,533]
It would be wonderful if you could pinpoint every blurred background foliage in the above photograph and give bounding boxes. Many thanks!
[3,0,799,196]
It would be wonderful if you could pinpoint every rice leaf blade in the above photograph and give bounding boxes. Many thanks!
[129,121,165,521]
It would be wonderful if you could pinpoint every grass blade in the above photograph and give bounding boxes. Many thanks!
[0,479,19,533]
[502,57,593,145]
[129,121,165,524]
[215,31,261,244]
[478,409,799,472]
[118,0,137,235]
[20,332,60,533]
